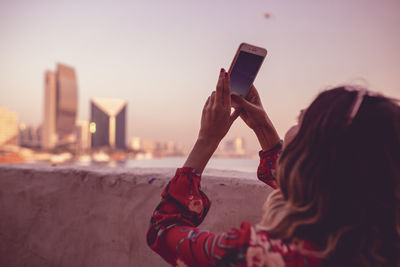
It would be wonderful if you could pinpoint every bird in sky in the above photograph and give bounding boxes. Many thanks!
[264,13,272,19]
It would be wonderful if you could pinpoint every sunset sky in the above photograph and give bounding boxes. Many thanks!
[0,0,399,152]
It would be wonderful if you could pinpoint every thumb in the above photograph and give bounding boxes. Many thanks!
[231,94,256,110]
[228,108,241,126]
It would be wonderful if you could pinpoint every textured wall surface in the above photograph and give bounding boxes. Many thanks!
[0,164,273,267]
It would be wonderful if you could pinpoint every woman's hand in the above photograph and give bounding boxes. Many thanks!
[198,69,240,145]
[183,69,240,173]
[231,85,280,151]
[231,85,270,130]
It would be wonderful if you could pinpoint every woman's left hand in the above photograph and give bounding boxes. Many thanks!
[183,69,240,173]
[198,68,241,145]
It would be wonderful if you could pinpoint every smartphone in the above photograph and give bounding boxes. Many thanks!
[228,43,267,98]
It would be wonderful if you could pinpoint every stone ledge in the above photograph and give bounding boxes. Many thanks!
[0,164,273,267]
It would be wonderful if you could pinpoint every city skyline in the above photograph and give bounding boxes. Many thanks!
[1,0,399,152]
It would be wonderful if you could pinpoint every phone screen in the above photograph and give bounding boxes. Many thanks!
[230,51,264,97]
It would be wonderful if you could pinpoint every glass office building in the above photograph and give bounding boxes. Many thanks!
[90,98,126,149]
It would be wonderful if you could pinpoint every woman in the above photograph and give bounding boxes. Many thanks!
[147,69,400,266]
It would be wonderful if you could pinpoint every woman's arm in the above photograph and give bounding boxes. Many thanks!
[183,69,240,173]
[182,138,219,174]
[231,85,280,151]
[231,85,282,188]
[147,69,247,266]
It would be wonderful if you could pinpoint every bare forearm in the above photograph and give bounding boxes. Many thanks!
[254,126,281,151]
[183,138,219,174]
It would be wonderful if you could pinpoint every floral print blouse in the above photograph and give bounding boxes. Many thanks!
[146,144,321,267]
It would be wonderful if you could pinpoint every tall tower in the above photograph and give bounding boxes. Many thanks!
[42,63,78,149]
[90,98,126,149]
[42,71,57,149]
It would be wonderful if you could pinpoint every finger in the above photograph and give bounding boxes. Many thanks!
[222,71,231,108]
[231,94,255,110]
[239,109,249,122]
[249,85,260,97]
[203,96,211,112]
[228,108,241,126]
[248,85,261,104]
[210,91,216,108]
[216,68,224,106]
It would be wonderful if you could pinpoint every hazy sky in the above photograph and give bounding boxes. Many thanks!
[1,0,399,152]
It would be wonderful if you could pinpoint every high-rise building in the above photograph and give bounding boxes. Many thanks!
[0,107,18,146]
[90,98,126,149]
[42,63,78,149]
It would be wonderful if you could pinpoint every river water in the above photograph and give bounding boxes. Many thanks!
[123,156,259,173]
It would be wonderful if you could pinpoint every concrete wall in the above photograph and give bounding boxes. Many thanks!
[0,164,273,267]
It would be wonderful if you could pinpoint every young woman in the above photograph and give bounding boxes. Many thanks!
[147,68,400,266]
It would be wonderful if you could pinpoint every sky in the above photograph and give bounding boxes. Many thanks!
[0,0,399,153]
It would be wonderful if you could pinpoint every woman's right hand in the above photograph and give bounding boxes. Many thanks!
[231,85,281,151]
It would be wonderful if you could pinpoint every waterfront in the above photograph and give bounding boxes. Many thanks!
[125,156,259,173]
[77,156,259,178]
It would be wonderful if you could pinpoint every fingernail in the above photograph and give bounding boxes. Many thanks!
[225,72,228,78]
[220,68,224,73]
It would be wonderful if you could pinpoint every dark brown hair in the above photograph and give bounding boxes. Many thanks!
[258,87,400,266]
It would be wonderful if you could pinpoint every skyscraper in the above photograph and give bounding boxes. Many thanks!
[90,98,126,149]
[42,63,78,149]
[0,107,18,146]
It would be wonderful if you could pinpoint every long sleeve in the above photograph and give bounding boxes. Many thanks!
[146,167,251,266]
[257,142,283,189]
[147,157,322,266]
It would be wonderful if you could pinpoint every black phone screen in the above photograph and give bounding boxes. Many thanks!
[230,51,264,97]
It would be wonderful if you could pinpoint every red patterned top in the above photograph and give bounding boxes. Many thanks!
[146,144,322,267]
